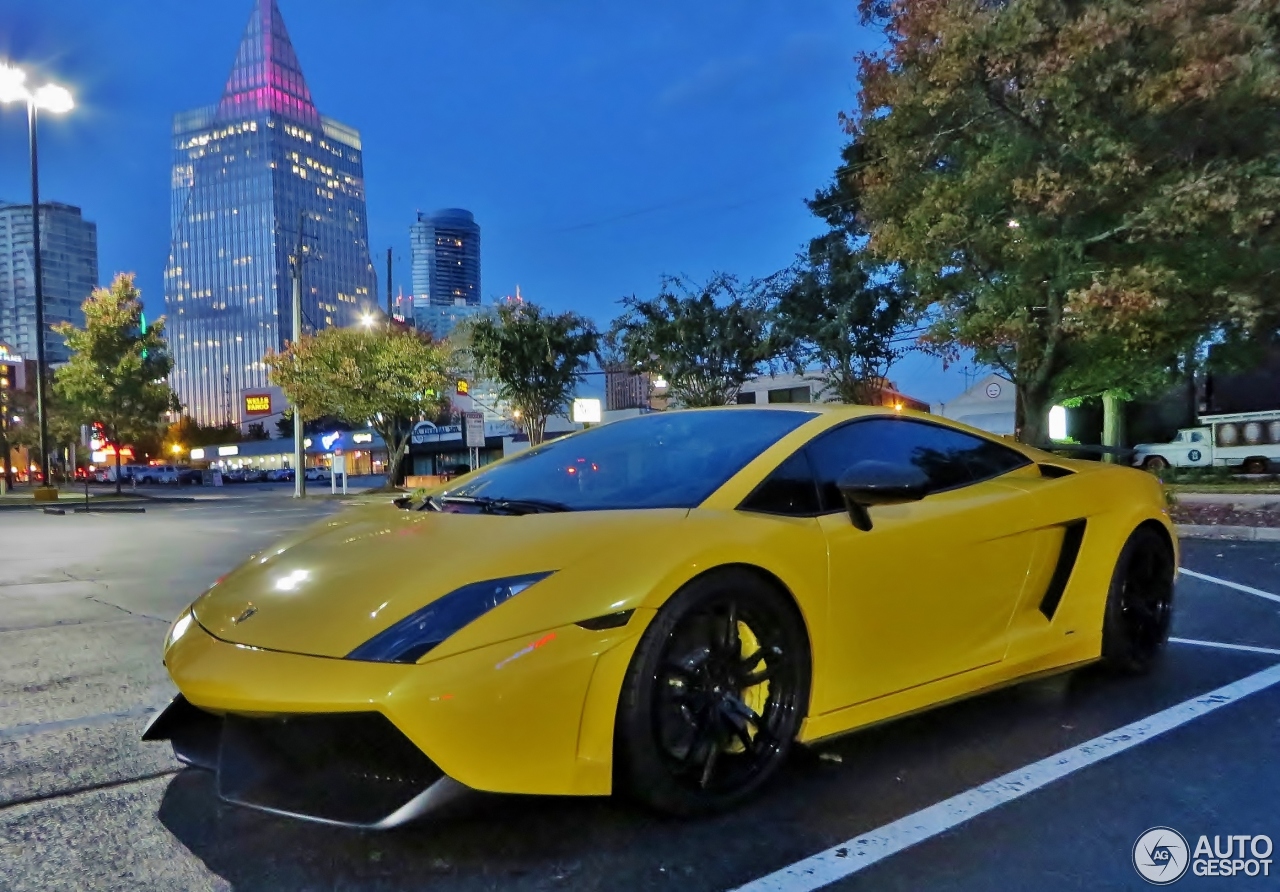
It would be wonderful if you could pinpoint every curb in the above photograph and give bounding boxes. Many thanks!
[0,496,196,512]
[1177,524,1280,542]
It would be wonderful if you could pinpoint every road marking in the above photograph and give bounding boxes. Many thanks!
[0,705,158,742]
[730,661,1280,892]
[1170,637,1280,657]
[1179,567,1280,604]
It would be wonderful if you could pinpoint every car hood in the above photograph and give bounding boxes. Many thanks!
[192,503,688,660]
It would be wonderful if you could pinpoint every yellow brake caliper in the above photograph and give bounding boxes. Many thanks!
[726,621,769,754]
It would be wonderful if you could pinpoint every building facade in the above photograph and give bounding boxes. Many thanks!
[0,201,97,364]
[410,209,480,310]
[737,372,929,412]
[413,300,493,342]
[164,0,377,425]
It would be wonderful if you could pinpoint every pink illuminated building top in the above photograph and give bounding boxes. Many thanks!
[217,0,320,126]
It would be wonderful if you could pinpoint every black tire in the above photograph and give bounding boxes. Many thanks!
[614,568,810,815]
[1101,526,1175,674]
[1142,455,1169,471]
[1242,457,1269,475]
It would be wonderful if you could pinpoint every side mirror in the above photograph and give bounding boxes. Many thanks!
[836,461,929,531]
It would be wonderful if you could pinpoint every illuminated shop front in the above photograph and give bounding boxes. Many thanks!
[189,429,388,475]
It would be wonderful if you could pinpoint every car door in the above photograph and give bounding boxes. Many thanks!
[809,418,1042,710]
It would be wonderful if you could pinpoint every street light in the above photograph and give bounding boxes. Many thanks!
[0,63,75,501]
[359,312,375,328]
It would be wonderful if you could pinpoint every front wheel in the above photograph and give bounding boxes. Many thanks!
[1142,455,1169,471]
[614,568,810,815]
[1101,527,1175,674]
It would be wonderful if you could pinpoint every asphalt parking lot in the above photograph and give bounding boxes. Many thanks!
[2,494,1278,891]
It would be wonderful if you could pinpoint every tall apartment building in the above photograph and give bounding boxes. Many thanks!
[0,201,98,365]
[164,0,377,425]
[410,209,481,311]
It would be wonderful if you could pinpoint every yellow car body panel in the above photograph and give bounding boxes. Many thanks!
[160,405,1177,800]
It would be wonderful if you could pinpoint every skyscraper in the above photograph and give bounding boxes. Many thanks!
[410,209,481,309]
[0,201,98,365]
[165,0,377,425]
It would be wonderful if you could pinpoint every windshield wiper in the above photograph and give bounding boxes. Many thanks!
[439,495,571,515]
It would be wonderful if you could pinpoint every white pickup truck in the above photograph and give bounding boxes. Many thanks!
[1132,410,1280,473]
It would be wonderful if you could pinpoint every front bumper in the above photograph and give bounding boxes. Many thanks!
[143,695,466,828]
[147,615,646,825]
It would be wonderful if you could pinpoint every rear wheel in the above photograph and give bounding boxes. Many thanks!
[1241,457,1269,475]
[615,569,809,815]
[1101,527,1175,674]
[1142,455,1169,471]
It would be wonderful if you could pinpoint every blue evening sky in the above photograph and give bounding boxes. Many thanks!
[0,0,970,403]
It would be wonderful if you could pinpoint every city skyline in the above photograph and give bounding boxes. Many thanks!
[0,0,970,403]
[164,0,377,425]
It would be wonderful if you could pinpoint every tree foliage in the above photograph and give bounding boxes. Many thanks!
[837,0,1280,443]
[265,326,452,485]
[466,302,599,446]
[162,416,242,456]
[610,274,775,408]
[53,273,179,491]
[773,232,916,404]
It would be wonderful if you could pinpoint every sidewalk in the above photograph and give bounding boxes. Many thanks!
[1173,491,1280,508]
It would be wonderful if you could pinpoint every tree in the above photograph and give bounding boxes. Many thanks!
[835,0,1280,443]
[773,232,916,404]
[466,302,599,446]
[7,375,82,484]
[162,416,241,456]
[265,325,451,485]
[53,273,180,493]
[610,274,775,408]
[245,421,270,441]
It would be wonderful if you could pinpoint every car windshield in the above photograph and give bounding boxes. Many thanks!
[443,409,814,511]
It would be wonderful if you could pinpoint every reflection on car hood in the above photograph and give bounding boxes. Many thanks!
[192,504,684,659]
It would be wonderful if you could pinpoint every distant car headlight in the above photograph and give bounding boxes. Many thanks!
[346,572,554,664]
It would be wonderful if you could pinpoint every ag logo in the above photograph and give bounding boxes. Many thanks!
[1188,449,1201,462]
[1134,827,1190,884]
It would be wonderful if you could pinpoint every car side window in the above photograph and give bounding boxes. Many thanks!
[739,449,821,516]
[1189,431,1204,443]
[807,418,1031,512]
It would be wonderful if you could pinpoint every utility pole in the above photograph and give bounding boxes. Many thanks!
[28,103,54,497]
[291,210,306,498]
[386,247,393,318]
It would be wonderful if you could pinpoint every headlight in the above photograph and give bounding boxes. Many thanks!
[165,609,194,651]
[346,572,554,664]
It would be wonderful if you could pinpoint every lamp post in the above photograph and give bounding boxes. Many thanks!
[0,64,74,500]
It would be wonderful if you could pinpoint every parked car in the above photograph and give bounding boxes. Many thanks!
[266,468,295,482]
[136,465,180,485]
[303,467,330,482]
[177,468,205,485]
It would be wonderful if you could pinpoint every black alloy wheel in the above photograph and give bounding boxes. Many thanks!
[1102,526,1176,674]
[615,568,810,815]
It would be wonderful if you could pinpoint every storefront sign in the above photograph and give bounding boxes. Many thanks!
[243,393,272,415]
[411,421,462,445]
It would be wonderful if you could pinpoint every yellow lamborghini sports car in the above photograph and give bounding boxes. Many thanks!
[145,406,1177,828]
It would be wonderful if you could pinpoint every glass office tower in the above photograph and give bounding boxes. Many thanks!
[0,201,98,365]
[410,209,481,307]
[165,0,376,425]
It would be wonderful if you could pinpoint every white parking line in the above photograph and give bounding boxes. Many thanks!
[1179,567,1280,604]
[730,661,1280,892]
[1170,637,1280,657]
